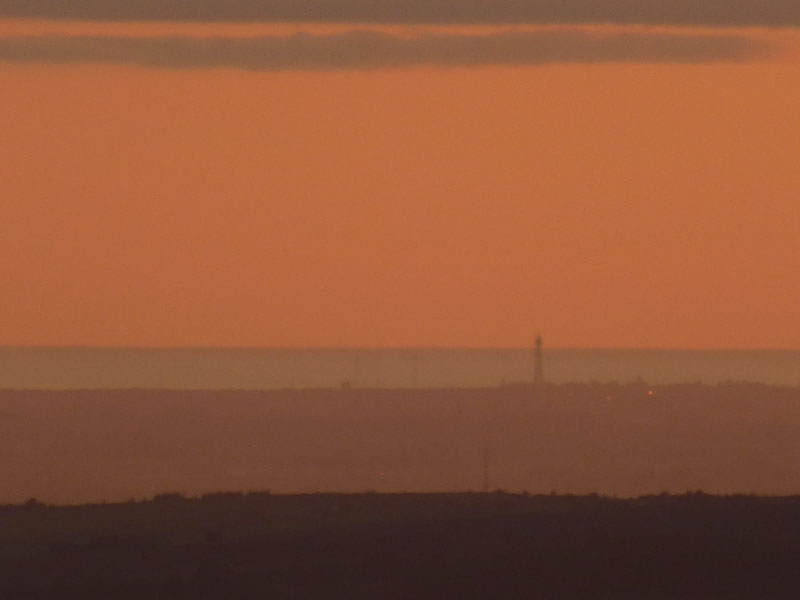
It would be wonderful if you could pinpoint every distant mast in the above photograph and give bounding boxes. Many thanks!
[533,334,544,387]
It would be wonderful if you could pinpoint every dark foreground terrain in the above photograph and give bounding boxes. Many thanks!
[2,492,800,599]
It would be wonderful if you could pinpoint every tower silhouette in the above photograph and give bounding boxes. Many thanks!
[533,334,544,386]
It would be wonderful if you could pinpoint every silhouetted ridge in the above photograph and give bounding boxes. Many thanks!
[2,492,800,598]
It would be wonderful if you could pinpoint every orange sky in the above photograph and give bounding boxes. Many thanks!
[1,20,799,348]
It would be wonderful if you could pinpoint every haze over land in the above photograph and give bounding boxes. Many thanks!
[1,347,799,390]
[2,383,798,505]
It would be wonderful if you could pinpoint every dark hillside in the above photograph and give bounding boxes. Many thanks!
[2,492,800,599]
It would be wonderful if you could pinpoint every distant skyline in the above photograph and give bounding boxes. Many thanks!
[1,8,798,349]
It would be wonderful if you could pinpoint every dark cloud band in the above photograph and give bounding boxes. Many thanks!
[0,30,773,70]
[1,0,799,27]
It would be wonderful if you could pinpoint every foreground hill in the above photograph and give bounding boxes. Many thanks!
[2,491,799,599]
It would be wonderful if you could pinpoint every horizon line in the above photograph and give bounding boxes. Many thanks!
[1,345,799,352]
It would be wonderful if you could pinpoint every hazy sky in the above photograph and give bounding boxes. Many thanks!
[1,4,799,349]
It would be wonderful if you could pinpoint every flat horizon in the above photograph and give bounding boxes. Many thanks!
[3,344,800,351]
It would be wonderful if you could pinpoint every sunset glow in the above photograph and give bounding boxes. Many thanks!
[2,16,798,348]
